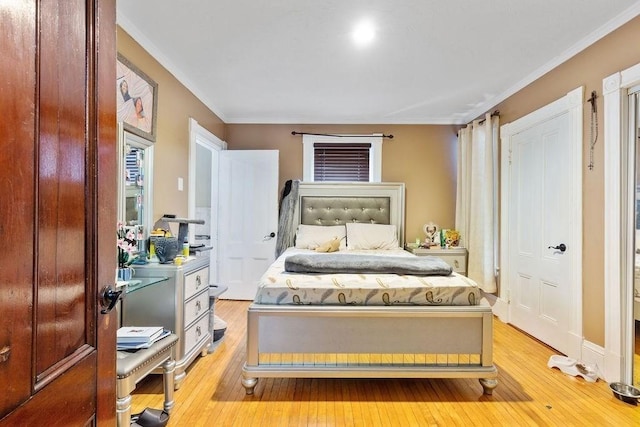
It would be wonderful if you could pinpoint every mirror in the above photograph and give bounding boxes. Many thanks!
[117,122,154,255]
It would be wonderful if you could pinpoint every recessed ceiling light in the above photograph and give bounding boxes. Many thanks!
[352,20,375,46]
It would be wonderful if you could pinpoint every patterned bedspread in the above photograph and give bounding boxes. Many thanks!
[254,248,481,306]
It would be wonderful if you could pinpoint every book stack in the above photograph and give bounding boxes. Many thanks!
[117,326,170,350]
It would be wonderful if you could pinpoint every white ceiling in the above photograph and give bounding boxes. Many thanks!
[117,1,640,125]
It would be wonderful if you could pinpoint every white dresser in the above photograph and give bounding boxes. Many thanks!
[122,256,211,389]
[407,246,468,276]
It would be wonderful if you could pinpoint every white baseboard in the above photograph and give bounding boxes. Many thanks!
[602,347,624,383]
[490,295,509,323]
[581,340,607,381]
[486,295,609,381]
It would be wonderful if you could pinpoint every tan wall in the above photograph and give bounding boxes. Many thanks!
[489,15,640,345]
[117,28,225,221]
[225,124,461,244]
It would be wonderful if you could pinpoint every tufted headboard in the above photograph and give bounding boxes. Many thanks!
[300,197,391,225]
[292,182,405,246]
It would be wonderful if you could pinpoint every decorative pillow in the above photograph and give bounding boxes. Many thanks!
[346,223,399,250]
[314,237,341,253]
[295,225,347,250]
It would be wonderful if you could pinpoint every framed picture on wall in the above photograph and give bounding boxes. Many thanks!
[116,53,158,142]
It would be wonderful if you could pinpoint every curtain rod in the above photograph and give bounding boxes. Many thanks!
[478,110,500,124]
[291,131,394,139]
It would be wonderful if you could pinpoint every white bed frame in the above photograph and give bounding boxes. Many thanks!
[242,182,498,395]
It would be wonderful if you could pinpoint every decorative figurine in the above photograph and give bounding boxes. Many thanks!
[423,222,440,246]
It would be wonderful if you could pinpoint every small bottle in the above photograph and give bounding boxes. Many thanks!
[182,240,189,257]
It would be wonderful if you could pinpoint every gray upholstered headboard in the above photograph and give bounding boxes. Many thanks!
[300,197,391,226]
[292,182,405,246]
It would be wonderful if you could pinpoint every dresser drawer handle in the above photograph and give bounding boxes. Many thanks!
[454,260,459,268]
[196,275,201,288]
[195,300,202,314]
[196,326,202,337]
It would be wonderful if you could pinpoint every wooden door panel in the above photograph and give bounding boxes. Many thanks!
[95,0,119,422]
[2,354,97,426]
[37,0,92,379]
[1,0,117,423]
[0,0,37,417]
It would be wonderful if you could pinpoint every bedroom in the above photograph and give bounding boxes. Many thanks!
[3,1,640,425]
[111,2,640,424]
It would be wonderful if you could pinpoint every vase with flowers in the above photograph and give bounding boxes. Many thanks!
[117,221,137,281]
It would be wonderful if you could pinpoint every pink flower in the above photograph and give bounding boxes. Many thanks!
[117,223,139,268]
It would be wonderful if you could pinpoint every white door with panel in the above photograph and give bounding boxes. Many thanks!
[502,88,582,357]
[219,150,279,300]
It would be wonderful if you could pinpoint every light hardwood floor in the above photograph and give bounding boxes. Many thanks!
[131,300,640,426]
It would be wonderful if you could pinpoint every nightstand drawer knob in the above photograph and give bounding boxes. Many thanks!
[454,260,459,268]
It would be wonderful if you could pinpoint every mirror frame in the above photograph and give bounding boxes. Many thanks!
[117,122,154,246]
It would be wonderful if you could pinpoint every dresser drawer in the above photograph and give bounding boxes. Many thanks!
[409,247,467,276]
[184,313,209,356]
[441,254,466,274]
[184,290,210,328]
[185,267,209,300]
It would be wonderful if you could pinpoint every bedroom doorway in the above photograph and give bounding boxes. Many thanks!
[188,118,226,287]
[500,87,583,358]
[603,62,640,383]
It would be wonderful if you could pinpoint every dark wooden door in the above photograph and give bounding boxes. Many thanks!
[0,1,117,425]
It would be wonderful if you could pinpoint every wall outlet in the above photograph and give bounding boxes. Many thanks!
[178,177,184,191]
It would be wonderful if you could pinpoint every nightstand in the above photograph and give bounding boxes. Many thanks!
[407,246,468,276]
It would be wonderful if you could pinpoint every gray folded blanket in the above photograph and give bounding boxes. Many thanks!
[284,253,452,276]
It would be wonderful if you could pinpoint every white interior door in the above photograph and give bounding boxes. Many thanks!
[219,150,279,300]
[508,114,573,353]
[502,87,583,358]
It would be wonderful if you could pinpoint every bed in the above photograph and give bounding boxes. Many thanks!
[241,182,498,395]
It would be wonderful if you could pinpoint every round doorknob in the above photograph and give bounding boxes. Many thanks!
[548,243,567,252]
[100,285,123,314]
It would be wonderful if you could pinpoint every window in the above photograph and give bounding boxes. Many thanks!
[302,134,383,182]
[314,143,370,181]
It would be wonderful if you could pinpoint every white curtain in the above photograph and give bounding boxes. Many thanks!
[455,113,499,293]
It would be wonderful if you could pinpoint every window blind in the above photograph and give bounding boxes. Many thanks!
[313,143,370,182]
[125,147,141,186]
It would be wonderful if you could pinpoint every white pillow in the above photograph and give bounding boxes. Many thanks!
[295,225,346,250]
[346,223,399,250]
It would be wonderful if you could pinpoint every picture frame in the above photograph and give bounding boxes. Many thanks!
[422,222,440,245]
[116,53,158,142]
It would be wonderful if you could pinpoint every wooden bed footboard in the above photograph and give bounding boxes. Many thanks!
[241,303,498,395]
